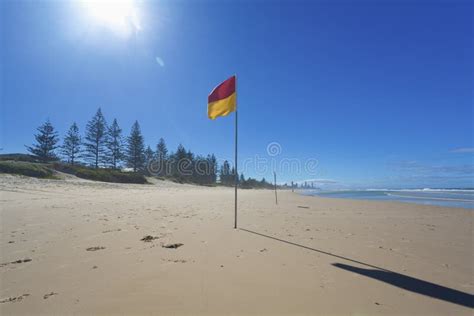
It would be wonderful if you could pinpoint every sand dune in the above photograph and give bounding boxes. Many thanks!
[0,174,472,315]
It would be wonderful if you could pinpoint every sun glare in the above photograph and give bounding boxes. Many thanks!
[79,0,141,37]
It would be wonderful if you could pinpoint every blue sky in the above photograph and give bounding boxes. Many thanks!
[1,0,472,188]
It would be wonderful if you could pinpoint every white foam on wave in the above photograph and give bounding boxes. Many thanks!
[386,193,474,202]
[366,188,474,193]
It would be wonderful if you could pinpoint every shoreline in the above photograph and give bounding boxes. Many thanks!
[301,193,473,210]
[299,189,474,210]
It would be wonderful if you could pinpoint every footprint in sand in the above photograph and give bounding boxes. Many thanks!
[0,294,30,304]
[0,258,32,268]
[102,228,122,234]
[86,247,105,251]
[43,292,58,299]
[162,259,187,263]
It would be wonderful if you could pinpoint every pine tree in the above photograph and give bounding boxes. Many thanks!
[106,119,123,169]
[193,155,206,184]
[145,146,154,162]
[170,144,188,180]
[207,154,217,184]
[220,160,231,185]
[144,145,155,174]
[156,137,168,176]
[185,149,195,182]
[239,173,246,187]
[156,138,168,160]
[230,167,237,185]
[26,119,59,162]
[61,122,81,165]
[84,108,107,168]
[125,121,145,172]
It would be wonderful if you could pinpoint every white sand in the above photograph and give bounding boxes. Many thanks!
[1,174,472,315]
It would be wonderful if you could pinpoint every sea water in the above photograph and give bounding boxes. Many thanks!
[302,189,474,209]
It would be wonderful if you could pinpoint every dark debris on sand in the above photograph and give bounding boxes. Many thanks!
[162,243,183,249]
[141,235,159,242]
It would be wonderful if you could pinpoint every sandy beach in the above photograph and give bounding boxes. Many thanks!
[0,174,472,315]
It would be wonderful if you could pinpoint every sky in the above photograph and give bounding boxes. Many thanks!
[1,0,473,189]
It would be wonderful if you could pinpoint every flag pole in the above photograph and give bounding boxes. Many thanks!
[234,76,238,229]
[274,171,278,205]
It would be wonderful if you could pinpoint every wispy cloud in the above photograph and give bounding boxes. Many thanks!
[388,160,474,175]
[155,56,165,67]
[382,160,474,187]
[450,147,474,153]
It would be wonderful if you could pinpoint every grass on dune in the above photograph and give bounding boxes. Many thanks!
[0,161,55,178]
[0,160,147,184]
[51,163,148,184]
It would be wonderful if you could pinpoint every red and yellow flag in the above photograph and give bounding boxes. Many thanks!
[208,76,236,120]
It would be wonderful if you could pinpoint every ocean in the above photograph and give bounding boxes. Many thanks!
[302,189,474,209]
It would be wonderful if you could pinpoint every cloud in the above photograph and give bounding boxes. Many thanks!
[388,161,474,176]
[450,147,474,153]
[155,57,165,67]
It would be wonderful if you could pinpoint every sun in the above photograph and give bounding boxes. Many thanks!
[79,0,141,37]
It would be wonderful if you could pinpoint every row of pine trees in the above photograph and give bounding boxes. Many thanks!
[26,108,272,187]
[27,108,147,171]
